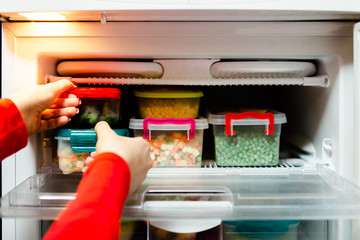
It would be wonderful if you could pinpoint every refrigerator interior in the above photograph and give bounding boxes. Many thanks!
[1,20,360,239]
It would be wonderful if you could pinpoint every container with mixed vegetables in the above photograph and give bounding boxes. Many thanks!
[130,118,208,167]
[55,129,129,174]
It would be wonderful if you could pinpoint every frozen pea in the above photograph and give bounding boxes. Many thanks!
[215,125,280,166]
[67,162,74,169]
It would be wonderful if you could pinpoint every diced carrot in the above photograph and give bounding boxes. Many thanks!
[153,142,162,149]
[172,132,182,139]
[154,148,160,155]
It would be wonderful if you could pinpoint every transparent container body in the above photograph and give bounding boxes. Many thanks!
[223,220,299,240]
[133,129,204,167]
[70,98,120,128]
[149,223,221,240]
[56,137,89,174]
[136,97,200,118]
[213,124,282,166]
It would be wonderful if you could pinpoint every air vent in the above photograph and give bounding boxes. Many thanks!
[210,61,316,78]
[57,61,164,78]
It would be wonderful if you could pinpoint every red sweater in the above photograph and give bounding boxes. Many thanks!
[43,153,130,240]
[0,98,131,240]
[0,99,28,160]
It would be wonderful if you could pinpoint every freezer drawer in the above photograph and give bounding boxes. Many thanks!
[2,161,360,221]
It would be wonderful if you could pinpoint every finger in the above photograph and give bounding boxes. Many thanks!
[49,98,81,108]
[44,79,76,98]
[38,116,70,132]
[59,92,78,98]
[84,156,95,165]
[94,121,116,141]
[41,107,78,119]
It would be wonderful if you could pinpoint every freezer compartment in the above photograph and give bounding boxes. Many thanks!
[1,21,358,239]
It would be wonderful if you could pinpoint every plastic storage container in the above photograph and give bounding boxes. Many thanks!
[54,128,129,174]
[129,118,208,166]
[223,220,300,240]
[67,87,121,128]
[134,88,203,118]
[208,110,287,166]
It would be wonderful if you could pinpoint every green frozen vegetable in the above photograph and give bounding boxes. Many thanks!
[76,100,119,127]
[215,125,280,166]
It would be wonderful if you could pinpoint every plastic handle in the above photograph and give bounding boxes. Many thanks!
[143,118,196,140]
[225,112,275,136]
[70,129,129,152]
[142,186,234,209]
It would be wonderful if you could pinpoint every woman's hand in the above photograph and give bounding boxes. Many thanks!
[9,79,80,135]
[93,121,153,194]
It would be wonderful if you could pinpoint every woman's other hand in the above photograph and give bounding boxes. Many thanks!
[9,79,80,135]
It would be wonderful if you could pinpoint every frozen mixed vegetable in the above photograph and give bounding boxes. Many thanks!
[146,131,203,166]
[57,140,89,174]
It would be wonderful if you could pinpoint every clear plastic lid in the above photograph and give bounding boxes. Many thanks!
[134,88,203,99]
[129,118,208,130]
[208,110,287,126]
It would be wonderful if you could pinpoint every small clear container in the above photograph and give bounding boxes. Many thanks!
[54,128,129,174]
[208,110,287,166]
[129,118,208,167]
[67,87,121,128]
[134,88,203,118]
[223,220,300,240]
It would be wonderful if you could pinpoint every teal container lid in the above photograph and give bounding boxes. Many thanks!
[55,129,129,152]
[223,220,300,239]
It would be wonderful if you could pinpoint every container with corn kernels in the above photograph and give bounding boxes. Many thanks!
[134,88,203,119]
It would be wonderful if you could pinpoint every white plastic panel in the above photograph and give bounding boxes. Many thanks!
[355,23,360,186]
[1,1,360,21]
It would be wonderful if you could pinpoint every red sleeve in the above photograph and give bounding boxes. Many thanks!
[43,152,131,240]
[0,98,28,161]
